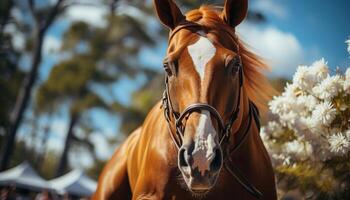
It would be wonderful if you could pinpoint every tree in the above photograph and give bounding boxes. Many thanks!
[0,0,125,172]
[0,0,13,39]
[114,74,163,135]
[0,0,25,154]
[36,56,110,176]
[0,0,66,171]
[35,13,156,175]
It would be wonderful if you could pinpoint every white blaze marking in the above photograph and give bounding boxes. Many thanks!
[192,110,218,175]
[187,36,216,80]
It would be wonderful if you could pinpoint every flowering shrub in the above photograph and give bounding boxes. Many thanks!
[262,39,350,198]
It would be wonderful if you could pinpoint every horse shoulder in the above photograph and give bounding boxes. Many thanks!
[245,123,278,200]
[130,102,176,200]
[93,127,142,200]
[253,125,278,200]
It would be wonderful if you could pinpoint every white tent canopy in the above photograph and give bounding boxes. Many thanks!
[49,170,97,197]
[0,161,51,191]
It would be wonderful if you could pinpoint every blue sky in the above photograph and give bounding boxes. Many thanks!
[256,0,350,71]
[14,0,350,168]
[139,0,350,76]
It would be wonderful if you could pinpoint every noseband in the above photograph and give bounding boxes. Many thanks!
[161,22,263,199]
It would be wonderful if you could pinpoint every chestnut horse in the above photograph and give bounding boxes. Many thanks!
[93,0,277,199]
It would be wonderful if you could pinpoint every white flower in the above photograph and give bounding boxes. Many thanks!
[269,95,293,114]
[265,121,284,138]
[284,140,313,160]
[299,95,319,111]
[346,130,350,140]
[283,156,291,166]
[293,117,310,134]
[271,154,292,166]
[344,80,350,93]
[306,116,325,134]
[328,133,350,155]
[309,58,329,81]
[293,65,316,91]
[264,41,350,164]
[279,111,298,128]
[294,95,318,116]
[284,140,302,154]
[311,101,337,127]
[282,83,299,98]
[345,68,350,93]
[345,68,350,80]
[260,127,269,142]
[312,75,343,100]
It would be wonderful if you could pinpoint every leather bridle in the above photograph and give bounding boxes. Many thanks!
[162,61,243,149]
[161,22,263,199]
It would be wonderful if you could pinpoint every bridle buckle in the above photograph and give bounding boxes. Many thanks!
[162,90,171,122]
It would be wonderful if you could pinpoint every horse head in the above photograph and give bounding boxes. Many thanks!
[154,0,249,194]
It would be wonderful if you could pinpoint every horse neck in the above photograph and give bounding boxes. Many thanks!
[229,89,257,152]
[229,87,247,130]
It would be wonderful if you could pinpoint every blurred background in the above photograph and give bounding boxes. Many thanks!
[0,0,349,198]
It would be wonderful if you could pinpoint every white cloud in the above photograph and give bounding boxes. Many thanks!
[43,35,61,55]
[251,0,288,19]
[237,23,304,77]
[64,5,108,27]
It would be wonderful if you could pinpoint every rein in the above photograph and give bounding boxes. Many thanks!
[161,23,263,199]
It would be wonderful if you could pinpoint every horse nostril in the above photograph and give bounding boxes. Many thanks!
[210,148,223,172]
[179,147,190,167]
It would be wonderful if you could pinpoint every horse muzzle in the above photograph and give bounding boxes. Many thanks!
[178,140,223,193]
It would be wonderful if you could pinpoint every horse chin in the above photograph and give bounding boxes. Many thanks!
[190,188,210,199]
[178,167,219,198]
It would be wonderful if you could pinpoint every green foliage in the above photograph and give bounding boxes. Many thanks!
[6,138,60,179]
[61,14,154,78]
[44,60,92,94]
[269,77,289,94]
[277,164,334,192]
[276,162,350,199]
[33,2,159,173]
[61,21,91,51]
[0,0,11,13]
[0,66,24,128]
[35,56,101,114]
[9,140,36,168]
[39,150,61,179]
[71,93,107,115]
[0,32,24,130]
[86,159,106,181]
[117,74,163,134]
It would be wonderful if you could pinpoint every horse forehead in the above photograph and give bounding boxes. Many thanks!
[187,35,217,80]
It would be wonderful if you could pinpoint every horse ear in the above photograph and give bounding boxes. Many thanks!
[222,0,248,27]
[153,0,185,30]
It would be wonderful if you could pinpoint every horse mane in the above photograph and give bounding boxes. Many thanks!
[185,5,276,113]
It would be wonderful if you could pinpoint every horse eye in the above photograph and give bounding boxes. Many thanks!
[227,56,241,75]
[163,61,178,77]
[163,62,173,76]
